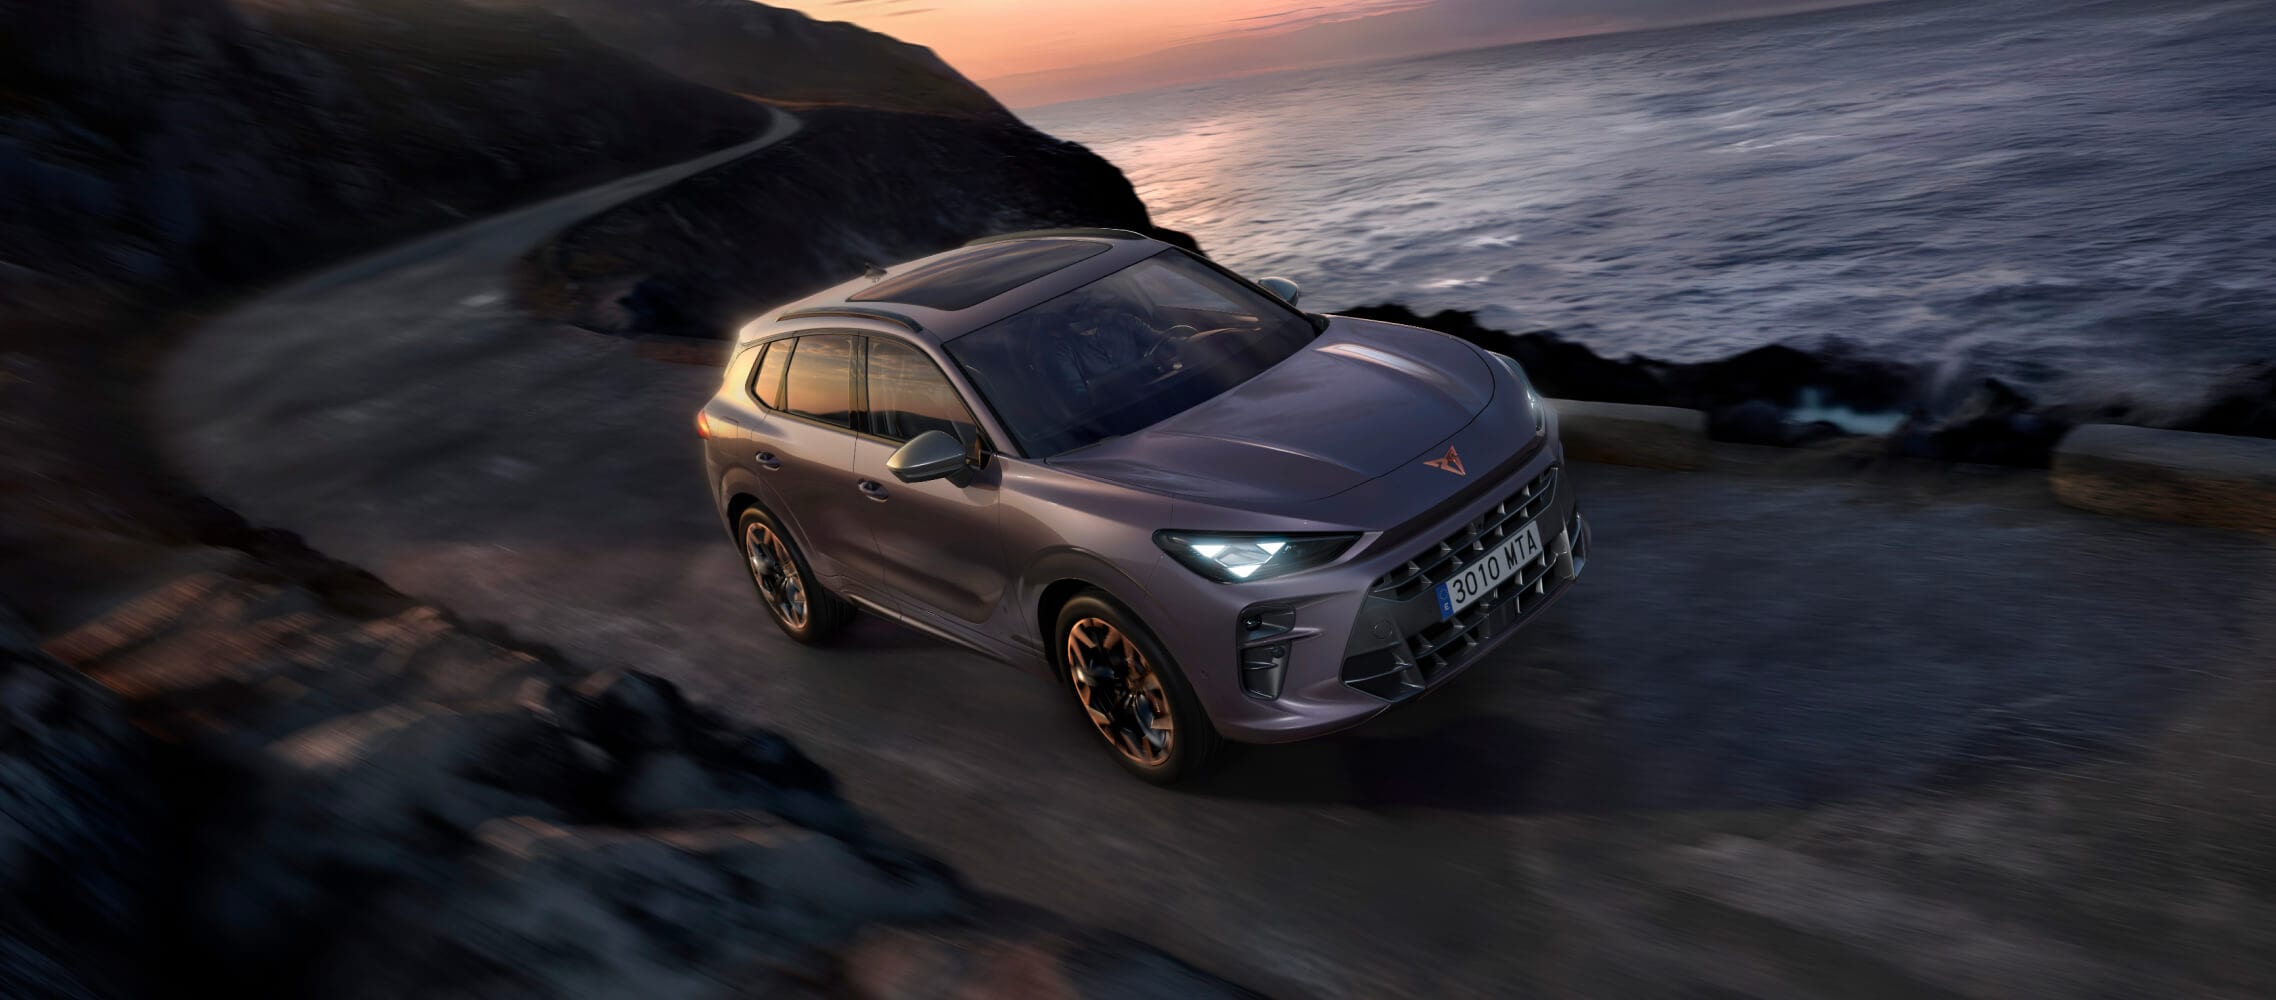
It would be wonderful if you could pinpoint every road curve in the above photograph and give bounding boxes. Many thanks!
[159,115,2276,997]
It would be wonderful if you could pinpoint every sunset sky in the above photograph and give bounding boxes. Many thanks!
[765,0,1871,106]
[764,1,1425,81]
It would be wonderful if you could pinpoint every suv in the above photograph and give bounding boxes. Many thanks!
[700,230,1587,783]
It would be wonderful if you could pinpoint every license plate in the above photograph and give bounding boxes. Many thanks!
[1434,520,1544,620]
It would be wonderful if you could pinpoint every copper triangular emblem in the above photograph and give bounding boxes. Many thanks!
[1424,445,1465,476]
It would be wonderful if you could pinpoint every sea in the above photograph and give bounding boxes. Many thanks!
[1024,0,2276,419]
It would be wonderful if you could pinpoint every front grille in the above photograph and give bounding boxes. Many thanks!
[1372,465,1559,600]
[1342,487,1579,703]
[1402,541,1561,678]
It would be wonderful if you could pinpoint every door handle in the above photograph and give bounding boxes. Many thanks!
[857,479,890,502]
[755,451,782,470]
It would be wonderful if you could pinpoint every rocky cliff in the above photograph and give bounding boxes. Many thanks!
[523,0,1011,119]
[517,105,1196,339]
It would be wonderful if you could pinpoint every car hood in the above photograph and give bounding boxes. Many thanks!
[1048,316,1495,504]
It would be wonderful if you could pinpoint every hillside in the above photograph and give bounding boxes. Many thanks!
[517,105,1195,339]
[0,0,769,321]
[525,0,1011,118]
[0,2,1240,995]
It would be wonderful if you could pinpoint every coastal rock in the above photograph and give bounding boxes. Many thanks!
[2182,362,2276,439]
[1890,378,2070,467]
[1343,303,2099,466]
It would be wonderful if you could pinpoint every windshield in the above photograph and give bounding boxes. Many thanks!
[945,249,1317,457]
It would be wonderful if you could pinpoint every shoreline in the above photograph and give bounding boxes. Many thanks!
[1342,302,2276,468]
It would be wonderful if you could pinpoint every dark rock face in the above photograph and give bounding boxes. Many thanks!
[11,575,1247,997]
[1342,303,1924,415]
[0,610,165,999]
[516,106,1198,339]
[0,0,767,320]
[2183,362,2276,439]
[189,671,937,989]
[530,0,1011,119]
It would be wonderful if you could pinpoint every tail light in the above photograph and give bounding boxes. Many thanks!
[695,410,713,439]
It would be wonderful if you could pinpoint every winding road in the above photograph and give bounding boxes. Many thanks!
[158,113,2276,998]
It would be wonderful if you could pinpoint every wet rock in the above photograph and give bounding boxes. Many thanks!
[1891,378,2072,467]
[1339,303,2128,466]
[1343,303,1921,417]
[2182,362,2276,439]
[1707,399,1795,446]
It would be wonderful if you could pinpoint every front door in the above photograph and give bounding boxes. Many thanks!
[852,337,1014,624]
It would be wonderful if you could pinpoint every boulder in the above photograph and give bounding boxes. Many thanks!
[323,815,967,999]
[1553,400,1710,471]
[2053,424,2276,532]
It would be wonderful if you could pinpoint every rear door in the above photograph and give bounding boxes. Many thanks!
[749,334,865,585]
[851,336,1013,624]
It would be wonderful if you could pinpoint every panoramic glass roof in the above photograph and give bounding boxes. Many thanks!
[849,239,1111,311]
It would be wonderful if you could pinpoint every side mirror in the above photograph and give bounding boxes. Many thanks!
[1257,276,1301,306]
[886,429,974,487]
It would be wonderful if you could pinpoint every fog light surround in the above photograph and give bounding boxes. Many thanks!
[1236,603,1299,699]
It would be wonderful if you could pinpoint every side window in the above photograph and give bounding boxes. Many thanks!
[866,339,980,446]
[782,334,855,428]
[749,340,791,410]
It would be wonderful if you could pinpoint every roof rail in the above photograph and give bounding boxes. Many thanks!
[775,305,923,331]
[963,227,1148,247]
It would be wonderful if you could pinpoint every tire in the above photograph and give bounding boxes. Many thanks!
[1054,591,1221,784]
[736,506,853,643]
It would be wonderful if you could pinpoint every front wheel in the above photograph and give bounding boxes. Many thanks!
[1055,592,1221,784]
[737,507,853,643]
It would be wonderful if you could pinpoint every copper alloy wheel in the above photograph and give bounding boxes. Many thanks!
[743,521,809,629]
[1066,616,1175,766]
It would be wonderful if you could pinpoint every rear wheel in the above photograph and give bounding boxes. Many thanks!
[737,507,852,642]
[1055,592,1220,784]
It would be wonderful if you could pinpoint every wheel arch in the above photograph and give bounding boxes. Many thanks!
[1024,550,1173,675]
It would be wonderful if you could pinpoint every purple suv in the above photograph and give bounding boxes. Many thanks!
[701,229,1587,782]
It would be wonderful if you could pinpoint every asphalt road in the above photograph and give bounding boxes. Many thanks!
[158,124,2276,997]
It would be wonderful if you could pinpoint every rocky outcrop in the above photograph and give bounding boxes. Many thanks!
[1343,303,2080,466]
[516,106,1197,340]
[10,572,1250,996]
[1349,303,2276,465]
[0,0,766,321]
[526,0,1011,119]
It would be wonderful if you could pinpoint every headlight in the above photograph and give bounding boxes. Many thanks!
[1490,351,1548,435]
[1153,531,1360,583]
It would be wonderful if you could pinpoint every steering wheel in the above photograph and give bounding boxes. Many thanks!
[1160,326,1249,371]
[1145,324,1203,369]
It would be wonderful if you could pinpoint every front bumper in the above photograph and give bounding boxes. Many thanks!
[1160,439,1587,744]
